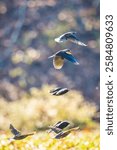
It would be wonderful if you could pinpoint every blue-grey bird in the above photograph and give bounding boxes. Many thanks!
[53,127,79,139]
[48,49,79,69]
[48,120,70,133]
[55,32,87,46]
[9,124,35,140]
[50,87,69,96]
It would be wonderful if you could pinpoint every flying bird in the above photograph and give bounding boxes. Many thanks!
[55,32,87,46]
[48,120,70,133]
[50,87,69,96]
[9,124,35,140]
[48,126,62,134]
[48,49,79,69]
[53,127,79,139]
[50,87,63,94]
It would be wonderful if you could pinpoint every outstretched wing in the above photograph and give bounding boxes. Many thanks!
[68,34,87,46]
[54,127,79,139]
[54,131,70,139]
[70,38,87,46]
[9,124,21,136]
[55,88,69,96]
[62,51,79,65]
[50,87,62,94]
[56,120,70,129]
[48,126,62,134]
[53,55,64,69]
[14,133,34,140]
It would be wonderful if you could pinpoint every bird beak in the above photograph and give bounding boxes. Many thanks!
[55,38,60,42]
[55,37,64,42]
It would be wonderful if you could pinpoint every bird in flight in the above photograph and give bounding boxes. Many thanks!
[9,124,35,140]
[50,87,69,96]
[55,32,87,46]
[48,49,79,69]
[53,127,79,139]
[48,120,70,134]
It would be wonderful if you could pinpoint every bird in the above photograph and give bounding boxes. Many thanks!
[50,87,63,94]
[48,49,79,69]
[55,32,87,46]
[48,120,70,133]
[9,124,35,140]
[48,126,62,134]
[53,127,79,139]
[50,87,69,96]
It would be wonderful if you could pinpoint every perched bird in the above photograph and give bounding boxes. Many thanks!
[55,32,87,46]
[48,49,79,69]
[9,124,34,140]
[50,87,69,96]
[53,127,79,139]
[48,120,70,133]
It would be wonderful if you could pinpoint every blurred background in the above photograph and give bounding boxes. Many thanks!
[0,0,100,131]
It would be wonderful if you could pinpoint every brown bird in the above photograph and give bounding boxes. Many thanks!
[55,32,87,46]
[53,127,79,139]
[9,124,35,140]
[48,49,79,69]
[50,87,69,96]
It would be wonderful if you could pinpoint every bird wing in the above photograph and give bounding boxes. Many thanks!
[14,133,34,140]
[50,87,62,93]
[54,127,79,139]
[53,55,64,69]
[48,126,62,134]
[9,124,21,136]
[62,51,79,65]
[71,39,87,46]
[56,120,70,129]
[55,88,69,96]
[54,131,70,139]
[68,34,87,46]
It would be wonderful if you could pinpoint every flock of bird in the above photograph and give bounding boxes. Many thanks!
[8,31,87,140]
[9,121,79,140]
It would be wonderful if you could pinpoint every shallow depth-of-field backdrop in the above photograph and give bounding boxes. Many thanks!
[0,0,100,149]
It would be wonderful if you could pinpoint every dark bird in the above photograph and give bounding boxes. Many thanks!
[55,120,70,129]
[48,126,62,134]
[9,124,35,140]
[55,32,87,46]
[50,87,69,96]
[53,127,79,139]
[50,87,63,94]
[48,120,70,133]
[48,49,79,69]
